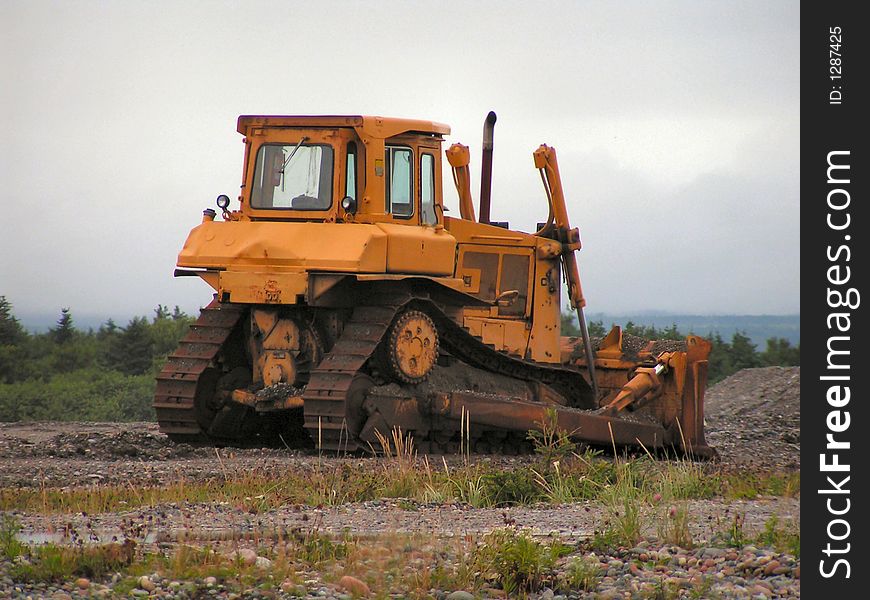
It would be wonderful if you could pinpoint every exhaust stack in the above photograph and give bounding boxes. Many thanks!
[479,111,497,224]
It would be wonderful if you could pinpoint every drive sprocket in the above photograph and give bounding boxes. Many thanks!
[384,310,439,384]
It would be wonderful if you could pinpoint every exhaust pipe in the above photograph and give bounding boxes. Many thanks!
[479,111,497,224]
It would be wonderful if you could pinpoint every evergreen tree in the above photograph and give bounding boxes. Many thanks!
[154,304,171,321]
[105,317,155,375]
[0,296,24,345]
[706,332,732,382]
[761,337,800,366]
[728,331,761,371]
[587,319,607,337]
[560,311,581,336]
[51,308,75,344]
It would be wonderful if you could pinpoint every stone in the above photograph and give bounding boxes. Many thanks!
[338,575,370,596]
[751,585,772,598]
[74,578,90,590]
[445,592,475,600]
[255,556,273,569]
[231,548,258,565]
[138,575,156,592]
[763,560,781,575]
[204,576,217,587]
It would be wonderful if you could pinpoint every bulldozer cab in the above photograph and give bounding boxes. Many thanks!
[236,116,448,226]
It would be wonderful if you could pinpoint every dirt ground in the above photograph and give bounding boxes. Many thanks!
[0,367,801,598]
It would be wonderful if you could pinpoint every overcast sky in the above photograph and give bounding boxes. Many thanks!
[1,0,799,325]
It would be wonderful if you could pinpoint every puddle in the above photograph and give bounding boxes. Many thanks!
[16,530,158,545]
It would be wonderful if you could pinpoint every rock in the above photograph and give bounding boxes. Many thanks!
[763,560,781,575]
[138,575,156,592]
[445,592,475,600]
[74,578,90,590]
[255,556,273,569]
[230,548,258,565]
[204,576,217,587]
[751,584,772,598]
[338,575,370,596]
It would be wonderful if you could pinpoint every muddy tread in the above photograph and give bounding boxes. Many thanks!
[153,301,245,441]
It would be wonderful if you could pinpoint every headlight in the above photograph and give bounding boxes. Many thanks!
[341,196,357,214]
[216,194,231,210]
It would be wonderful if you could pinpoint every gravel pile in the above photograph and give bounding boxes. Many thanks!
[704,367,800,471]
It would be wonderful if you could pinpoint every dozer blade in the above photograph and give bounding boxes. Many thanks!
[558,326,716,457]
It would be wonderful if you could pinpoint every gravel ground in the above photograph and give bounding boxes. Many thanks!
[0,366,800,598]
[705,367,800,471]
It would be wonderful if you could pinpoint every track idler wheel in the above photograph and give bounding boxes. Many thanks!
[384,310,439,384]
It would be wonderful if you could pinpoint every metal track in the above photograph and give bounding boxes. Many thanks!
[302,305,398,451]
[153,301,245,442]
[429,305,594,407]
[302,298,594,452]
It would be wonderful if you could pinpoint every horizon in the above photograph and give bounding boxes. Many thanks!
[12,304,800,349]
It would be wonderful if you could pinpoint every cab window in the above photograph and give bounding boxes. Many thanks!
[421,153,436,225]
[346,142,357,200]
[386,146,413,217]
[251,143,334,210]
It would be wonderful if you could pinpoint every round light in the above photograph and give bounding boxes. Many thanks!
[216,194,231,209]
[341,196,357,213]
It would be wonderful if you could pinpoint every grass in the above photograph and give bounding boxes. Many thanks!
[563,554,601,591]
[473,529,572,595]
[0,425,799,522]
[0,456,799,516]
[1,515,26,560]
[722,471,800,499]
[10,540,135,583]
[657,503,693,548]
[755,515,800,557]
[712,512,748,548]
[3,514,799,597]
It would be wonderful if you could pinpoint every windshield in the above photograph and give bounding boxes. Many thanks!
[251,143,334,210]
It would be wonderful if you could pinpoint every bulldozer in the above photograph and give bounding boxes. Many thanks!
[155,112,714,457]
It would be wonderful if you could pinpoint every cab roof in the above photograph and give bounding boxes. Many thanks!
[236,115,450,139]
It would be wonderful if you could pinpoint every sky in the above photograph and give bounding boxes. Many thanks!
[0,0,799,327]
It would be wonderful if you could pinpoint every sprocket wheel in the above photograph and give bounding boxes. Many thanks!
[385,310,439,384]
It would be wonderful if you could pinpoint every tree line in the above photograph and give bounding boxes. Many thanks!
[0,296,799,423]
[562,313,800,382]
[0,297,193,422]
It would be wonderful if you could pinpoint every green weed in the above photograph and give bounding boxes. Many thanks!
[563,554,601,591]
[755,515,800,557]
[0,515,25,561]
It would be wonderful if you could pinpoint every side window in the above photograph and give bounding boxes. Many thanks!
[386,146,413,217]
[346,142,357,200]
[421,153,436,225]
